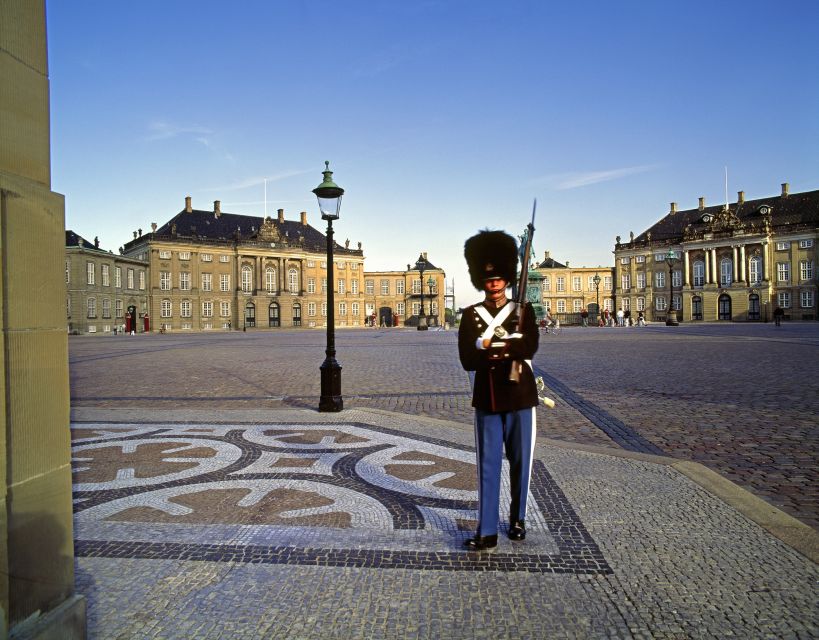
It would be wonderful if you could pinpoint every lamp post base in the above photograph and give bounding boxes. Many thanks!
[417,316,428,330]
[319,357,343,412]
[666,310,679,326]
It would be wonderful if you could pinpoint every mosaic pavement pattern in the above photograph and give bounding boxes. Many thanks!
[72,421,611,574]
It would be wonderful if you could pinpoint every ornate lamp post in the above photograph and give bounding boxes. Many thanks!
[665,249,679,326]
[314,162,345,412]
[415,253,429,331]
[427,275,435,327]
[593,274,601,324]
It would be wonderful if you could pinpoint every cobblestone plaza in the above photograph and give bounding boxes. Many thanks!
[69,323,819,638]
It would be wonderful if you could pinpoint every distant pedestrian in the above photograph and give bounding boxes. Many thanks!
[580,308,589,327]
[616,308,624,327]
[774,306,784,327]
[624,309,631,326]
[637,311,646,327]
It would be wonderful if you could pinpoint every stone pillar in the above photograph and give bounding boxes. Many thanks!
[711,249,718,285]
[740,245,747,284]
[683,250,690,286]
[704,249,711,284]
[733,246,739,283]
[762,242,770,281]
[1,2,85,637]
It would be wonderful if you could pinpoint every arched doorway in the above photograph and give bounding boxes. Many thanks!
[378,306,393,328]
[692,296,703,321]
[748,294,760,321]
[269,302,280,327]
[718,294,732,321]
[244,301,256,328]
[292,303,302,327]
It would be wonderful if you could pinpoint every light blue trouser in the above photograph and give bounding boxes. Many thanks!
[473,408,536,537]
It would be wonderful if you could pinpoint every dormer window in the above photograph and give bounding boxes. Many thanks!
[701,213,713,223]
[759,205,770,215]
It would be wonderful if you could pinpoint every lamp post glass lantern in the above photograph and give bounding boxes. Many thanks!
[664,249,679,326]
[593,274,601,324]
[415,254,429,330]
[315,162,345,411]
[427,276,435,326]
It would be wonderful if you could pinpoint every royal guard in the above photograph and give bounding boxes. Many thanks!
[458,229,539,551]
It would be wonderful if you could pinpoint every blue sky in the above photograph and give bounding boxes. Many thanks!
[47,1,819,306]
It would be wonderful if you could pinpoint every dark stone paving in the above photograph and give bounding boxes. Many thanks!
[69,322,819,530]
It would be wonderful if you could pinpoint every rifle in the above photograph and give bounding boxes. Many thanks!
[509,199,537,383]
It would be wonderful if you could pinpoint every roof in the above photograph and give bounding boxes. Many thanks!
[125,208,363,256]
[66,230,108,253]
[535,256,567,269]
[626,188,819,247]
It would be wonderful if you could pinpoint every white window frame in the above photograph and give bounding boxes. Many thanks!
[365,280,374,295]
[799,260,814,281]
[179,251,191,260]
[556,300,566,313]
[219,255,230,263]
[180,300,191,318]
[777,291,791,308]
[604,276,612,291]
[201,273,212,292]
[655,296,667,311]
[655,271,666,288]
[351,279,359,294]
[777,262,790,283]
[159,250,171,259]
[180,272,191,291]
[288,268,298,293]
[101,264,110,286]
[637,272,647,289]
[307,302,316,317]
[749,257,761,285]
[307,278,316,294]
[720,258,733,286]
[115,266,122,288]
[395,280,404,295]
[775,241,790,251]
[266,267,277,293]
[220,274,230,292]
[635,255,645,263]
[127,268,134,289]
[220,301,230,317]
[161,299,172,318]
[338,279,346,294]
[381,279,390,295]
[86,262,95,285]
[241,266,253,293]
[621,274,630,290]
[800,290,815,308]
[202,301,213,318]
[201,253,212,262]
[556,277,565,292]
[798,239,814,249]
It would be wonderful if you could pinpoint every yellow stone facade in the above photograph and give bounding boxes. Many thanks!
[531,252,615,321]
[363,259,446,328]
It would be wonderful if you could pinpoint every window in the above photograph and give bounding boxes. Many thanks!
[180,300,191,318]
[86,262,95,285]
[101,264,110,286]
[800,260,814,281]
[604,299,613,312]
[352,302,359,318]
[635,255,645,263]
[351,279,359,294]
[161,299,172,318]
[266,267,277,293]
[396,302,405,316]
[179,251,190,260]
[412,302,421,316]
[622,297,630,311]
[720,258,733,286]
[799,239,814,249]
[127,269,134,289]
[351,262,359,270]
[339,302,347,316]
[381,279,390,295]
[115,267,122,288]
[637,272,647,289]
[776,241,790,251]
[139,270,145,290]
[365,280,374,294]
[654,253,667,262]
[241,265,252,293]
[288,268,298,293]
[672,270,682,287]
[395,280,404,294]
[693,261,705,287]
[620,257,630,265]
[338,279,346,294]
[321,302,327,317]
[320,261,327,269]
[201,253,212,262]
[307,278,316,294]
[778,291,791,308]
[556,277,565,292]
[337,261,345,269]
[308,302,316,317]
[655,296,667,311]
[220,274,230,292]
[202,273,212,291]
[102,299,111,318]
[749,257,761,285]
[572,276,581,292]
[220,301,230,317]
[202,301,213,317]
[777,262,790,283]
[159,250,171,259]
[180,272,191,290]
[604,276,612,290]
[115,299,123,318]
[306,260,315,268]
[412,279,422,294]
[556,300,566,312]
[543,277,551,292]
[322,278,327,293]
[219,255,230,263]
[672,295,682,311]
[573,299,582,312]
[586,276,594,291]
[636,297,645,311]
[801,291,815,308]
[655,271,666,288]
[621,274,631,290]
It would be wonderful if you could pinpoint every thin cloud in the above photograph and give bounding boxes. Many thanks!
[536,165,658,190]
[144,120,213,142]
[204,170,313,193]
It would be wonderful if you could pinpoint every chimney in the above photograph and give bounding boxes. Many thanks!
[277,208,284,223]
[214,200,221,217]
[670,202,677,214]
[781,182,789,197]
[422,252,428,260]
[185,196,192,212]
[94,236,99,248]
[698,197,705,211]
[737,191,745,204]
[138,228,142,237]
[565,261,570,268]
[151,222,157,233]
[300,211,307,225]
[544,250,550,260]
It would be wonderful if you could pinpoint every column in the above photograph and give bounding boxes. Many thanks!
[711,249,718,284]
[732,246,739,283]
[684,250,690,286]
[704,249,711,284]
[740,245,747,284]
[762,243,769,281]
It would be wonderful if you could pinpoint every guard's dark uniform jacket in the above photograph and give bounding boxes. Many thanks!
[458,301,539,413]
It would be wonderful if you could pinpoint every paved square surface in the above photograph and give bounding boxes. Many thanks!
[68,324,819,638]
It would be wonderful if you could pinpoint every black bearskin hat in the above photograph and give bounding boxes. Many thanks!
[464,229,518,291]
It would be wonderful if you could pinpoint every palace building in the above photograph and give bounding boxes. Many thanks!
[613,183,819,322]
[65,231,149,334]
[532,251,615,321]
[118,197,446,332]
[364,254,446,327]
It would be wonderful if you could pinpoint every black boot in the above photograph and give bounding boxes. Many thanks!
[508,521,526,541]
[463,534,498,551]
